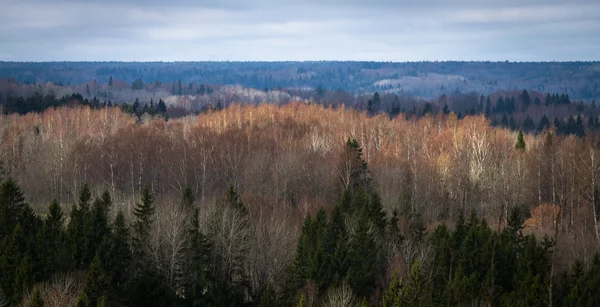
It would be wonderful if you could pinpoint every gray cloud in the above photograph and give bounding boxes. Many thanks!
[0,0,598,61]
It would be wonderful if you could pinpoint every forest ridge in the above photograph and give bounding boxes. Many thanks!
[1,61,600,100]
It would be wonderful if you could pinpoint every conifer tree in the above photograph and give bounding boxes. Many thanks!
[78,250,109,306]
[347,214,381,298]
[339,138,370,194]
[182,185,195,208]
[108,212,131,297]
[0,224,27,304]
[381,273,401,307]
[84,196,111,266]
[68,183,93,268]
[186,208,213,305]
[0,178,26,240]
[515,130,526,151]
[323,205,349,289]
[132,185,155,244]
[223,182,246,214]
[44,199,69,275]
[27,286,44,307]
[296,294,306,307]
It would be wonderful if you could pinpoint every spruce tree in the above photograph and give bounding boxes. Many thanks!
[68,183,93,268]
[44,199,70,275]
[339,138,371,194]
[0,224,27,304]
[515,130,526,151]
[347,214,381,298]
[381,273,401,307]
[107,212,131,298]
[0,178,26,240]
[132,185,155,244]
[79,251,109,306]
[182,185,195,208]
[27,286,44,307]
[186,208,212,305]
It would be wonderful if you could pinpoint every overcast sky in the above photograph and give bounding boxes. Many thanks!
[1,0,599,61]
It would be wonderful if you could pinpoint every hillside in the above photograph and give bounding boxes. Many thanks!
[2,61,600,100]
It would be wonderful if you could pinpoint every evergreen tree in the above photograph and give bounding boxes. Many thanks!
[509,115,516,129]
[522,115,535,131]
[442,103,450,115]
[520,89,531,111]
[575,114,585,137]
[484,97,491,117]
[339,138,371,194]
[108,76,113,87]
[44,199,70,275]
[408,211,427,242]
[79,248,109,306]
[68,183,93,269]
[27,286,44,307]
[182,185,195,208]
[0,224,28,304]
[381,273,401,307]
[186,208,213,306]
[501,114,508,127]
[515,130,526,151]
[0,178,26,240]
[132,185,155,245]
[157,99,167,114]
[108,212,131,299]
[538,115,550,132]
[347,214,382,298]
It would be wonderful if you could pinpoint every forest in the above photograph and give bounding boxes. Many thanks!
[2,101,600,306]
[1,61,599,100]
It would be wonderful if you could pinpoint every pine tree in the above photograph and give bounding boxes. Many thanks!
[108,76,113,87]
[515,130,526,151]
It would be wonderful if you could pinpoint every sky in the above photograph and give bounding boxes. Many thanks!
[1,0,599,61]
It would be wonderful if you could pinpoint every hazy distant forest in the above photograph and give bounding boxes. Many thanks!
[2,62,600,306]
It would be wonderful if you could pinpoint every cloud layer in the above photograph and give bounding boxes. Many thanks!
[1,0,599,61]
